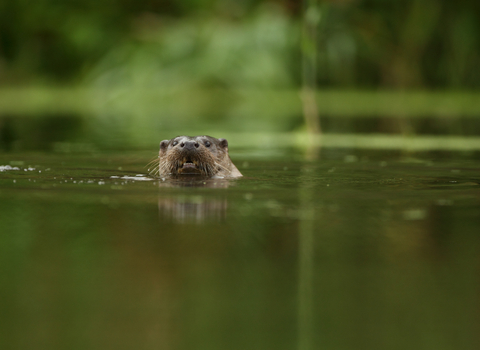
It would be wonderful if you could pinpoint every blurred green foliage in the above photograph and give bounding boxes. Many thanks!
[87,5,297,90]
[1,0,480,89]
[2,0,480,149]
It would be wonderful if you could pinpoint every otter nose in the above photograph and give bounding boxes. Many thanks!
[180,141,199,150]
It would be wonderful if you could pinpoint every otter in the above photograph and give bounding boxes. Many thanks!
[148,135,242,178]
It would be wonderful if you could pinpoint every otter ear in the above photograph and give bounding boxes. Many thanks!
[218,138,228,148]
[160,140,169,150]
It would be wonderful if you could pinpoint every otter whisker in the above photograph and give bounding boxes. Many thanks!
[214,160,230,173]
[146,156,162,177]
[206,163,215,176]
[146,158,160,169]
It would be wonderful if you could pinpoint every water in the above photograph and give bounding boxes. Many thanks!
[0,148,479,350]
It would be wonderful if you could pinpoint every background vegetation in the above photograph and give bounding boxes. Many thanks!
[1,0,480,150]
[2,0,479,88]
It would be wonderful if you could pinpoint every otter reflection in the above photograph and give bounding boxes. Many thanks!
[157,176,237,223]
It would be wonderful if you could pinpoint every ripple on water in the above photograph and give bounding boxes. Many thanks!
[110,175,153,181]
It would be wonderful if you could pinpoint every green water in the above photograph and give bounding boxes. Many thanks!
[0,148,479,350]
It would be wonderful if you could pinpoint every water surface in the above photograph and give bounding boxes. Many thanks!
[0,148,479,350]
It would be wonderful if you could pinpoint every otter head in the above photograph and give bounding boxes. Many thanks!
[151,135,242,178]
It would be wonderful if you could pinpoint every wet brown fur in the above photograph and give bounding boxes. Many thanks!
[147,135,242,178]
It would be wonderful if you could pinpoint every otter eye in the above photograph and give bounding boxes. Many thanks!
[172,141,178,146]
[205,141,211,147]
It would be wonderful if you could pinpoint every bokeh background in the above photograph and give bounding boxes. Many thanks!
[2,2,480,350]
[1,0,480,151]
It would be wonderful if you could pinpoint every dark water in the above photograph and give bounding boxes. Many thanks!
[0,148,479,350]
